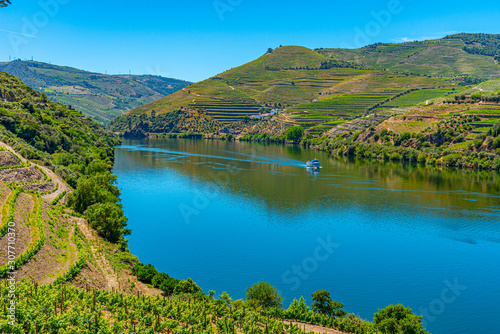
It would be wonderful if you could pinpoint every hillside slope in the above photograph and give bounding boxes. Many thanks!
[316,33,500,79]
[0,60,191,125]
[0,71,164,294]
[114,45,451,136]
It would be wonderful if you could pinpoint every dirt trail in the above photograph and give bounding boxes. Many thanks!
[74,217,119,291]
[0,141,70,203]
[285,321,350,334]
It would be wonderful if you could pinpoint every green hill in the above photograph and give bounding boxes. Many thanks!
[0,60,191,125]
[316,33,500,79]
[116,45,452,135]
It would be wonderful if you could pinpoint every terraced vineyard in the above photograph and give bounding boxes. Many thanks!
[0,280,385,334]
[378,89,452,109]
[188,98,262,124]
[284,89,407,135]
[117,45,450,136]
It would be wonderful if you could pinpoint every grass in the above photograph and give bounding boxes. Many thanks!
[449,141,472,150]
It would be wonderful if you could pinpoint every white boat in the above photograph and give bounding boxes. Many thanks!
[306,158,321,168]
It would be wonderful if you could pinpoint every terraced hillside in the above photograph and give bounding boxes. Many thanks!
[0,142,163,296]
[0,145,76,283]
[0,61,191,125]
[317,34,500,79]
[117,45,450,135]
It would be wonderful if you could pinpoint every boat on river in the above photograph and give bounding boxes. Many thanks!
[306,158,321,168]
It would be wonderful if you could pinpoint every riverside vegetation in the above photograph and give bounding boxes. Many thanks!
[0,67,431,332]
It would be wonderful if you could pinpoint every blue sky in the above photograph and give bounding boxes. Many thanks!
[1,0,499,82]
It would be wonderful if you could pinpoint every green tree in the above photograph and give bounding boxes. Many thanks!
[471,91,483,100]
[85,202,130,243]
[285,126,304,142]
[67,172,120,214]
[311,290,346,317]
[152,272,179,295]
[134,264,158,284]
[173,278,202,295]
[245,281,283,308]
[373,304,429,334]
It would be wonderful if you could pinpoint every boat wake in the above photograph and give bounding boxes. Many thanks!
[120,145,306,168]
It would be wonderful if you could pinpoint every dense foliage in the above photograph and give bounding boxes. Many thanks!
[447,33,500,61]
[0,72,130,245]
[245,282,283,309]
[373,304,429,334]
[111,109,222,137]
[285,126,305,142]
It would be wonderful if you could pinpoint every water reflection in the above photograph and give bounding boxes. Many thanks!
[114,138,500,243]
[306,166,321,177]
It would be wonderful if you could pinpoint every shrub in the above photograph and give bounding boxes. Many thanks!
[245,281,283,308]
[285,126,304,142]
[373,304,429,334]
[173,278,202,295]
[134,264,158,284]
[417,153,427,164]
[400,132,411,142]
[85,202,130,244]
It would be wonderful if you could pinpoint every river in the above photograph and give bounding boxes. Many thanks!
[113,138,500,334]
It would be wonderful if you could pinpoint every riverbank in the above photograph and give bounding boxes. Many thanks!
[126,131,500,171]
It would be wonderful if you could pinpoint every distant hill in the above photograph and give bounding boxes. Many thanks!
[0,60,191,125]
[115,45,452,136]
[316,33,500,79]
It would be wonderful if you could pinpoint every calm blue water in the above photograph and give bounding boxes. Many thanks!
[113,138,500,334]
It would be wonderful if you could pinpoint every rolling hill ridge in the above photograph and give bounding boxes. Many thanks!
[0,60,191,125]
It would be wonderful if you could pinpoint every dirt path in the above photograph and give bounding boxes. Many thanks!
[0,141,71,203]
[38,164,70,203]
[74,217,119,291]
[285,321,350,334]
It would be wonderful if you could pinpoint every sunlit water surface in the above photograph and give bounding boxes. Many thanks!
[113,138,500,334]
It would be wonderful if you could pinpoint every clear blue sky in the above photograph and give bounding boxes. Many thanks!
[1,0,499,82]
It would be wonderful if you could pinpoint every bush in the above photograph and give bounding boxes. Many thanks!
[85,202,130,243]
[245,281,283,308]
[285,126,304,142]
[400,132,411,142]
[134,264,158,284]
[492,136,500,149]
[173,278,202,295]
[417,153,427,164]
[373,304,429,334]
[152,272,180,295]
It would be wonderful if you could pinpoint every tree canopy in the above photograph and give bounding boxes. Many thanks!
[245,281,283,309]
